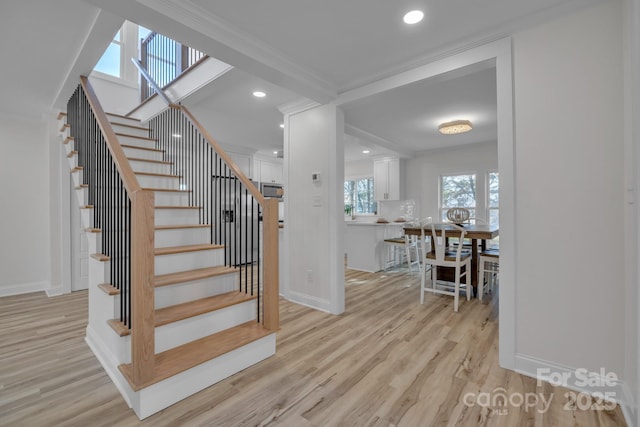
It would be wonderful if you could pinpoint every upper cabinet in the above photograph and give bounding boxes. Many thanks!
[253,158,283,184]
[227,151,252,178]
[374,157,403,201]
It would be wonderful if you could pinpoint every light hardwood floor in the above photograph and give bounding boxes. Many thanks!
[0,269,627,426]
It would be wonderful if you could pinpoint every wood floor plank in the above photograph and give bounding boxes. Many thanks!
[0,269,627,426]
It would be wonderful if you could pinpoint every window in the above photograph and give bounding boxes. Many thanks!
[487,171,499,227]
[440,174,476,221]
[345,178,377,215]
[94,30,123,78]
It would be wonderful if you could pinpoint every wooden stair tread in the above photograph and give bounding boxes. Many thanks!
[127,157,172,165]
[121,144,163,153]
[155,224,209,230]
[155,291,255,327]
[155,205,200,210]
[155,265,238,287]
[135,171,181,178]
[155,243,223,256]
[116,132,157,142]
[63,136,74,144]
[67,150,77,157]
[90,253,110,261]
[143,187,191,193]
[57,112,67,119]
[107,319,130,337]
[119,321,272,390]
[98,283,120,295]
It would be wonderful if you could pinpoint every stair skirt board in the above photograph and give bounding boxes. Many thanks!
[133,333,275,420]
[86,321,275,421]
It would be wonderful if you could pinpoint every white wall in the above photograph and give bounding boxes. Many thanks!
[345,158,373,178]
[512,0,627,395]
[404,141,498,221]
[285,104,345,314]
[89,76,139,116]
[0,117,51,295]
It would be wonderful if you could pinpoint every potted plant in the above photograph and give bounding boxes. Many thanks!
[344,204,353,220]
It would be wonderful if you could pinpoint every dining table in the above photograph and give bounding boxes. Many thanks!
[403,223,499,293]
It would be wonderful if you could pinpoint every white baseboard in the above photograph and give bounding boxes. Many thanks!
[85,324,134,408]
[515,352,631,424]
[46,284,65,297]
[0,280,49,297]
[287,290,333,314]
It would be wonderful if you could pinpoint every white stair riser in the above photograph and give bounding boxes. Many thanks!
[154,300,256,354]
[132,334,275,419]
[155,248,224,276]
[154,274,238,309]
[111,124,150,138]
[155,208,201,226]
[152,191,190,206]
[136,175,181,190]
[129,160,173,175]
[122,146,164,161]
[117,134,157,150]
[155,227,210,248]
[106,114,141,126]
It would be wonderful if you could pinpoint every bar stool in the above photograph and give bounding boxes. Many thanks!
[478,247,499,301]
[383,235,420,272]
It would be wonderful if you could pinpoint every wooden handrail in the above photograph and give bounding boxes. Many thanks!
[80,76,143,194]
[131,58,178,108]
[79,76,156,385]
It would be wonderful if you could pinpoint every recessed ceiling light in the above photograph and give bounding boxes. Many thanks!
[438,120,473,135]
[273,151,278,154]
[172,133,181,138]
[362,150,370,154]
[253,91,266,98]
[403,10,424,25]
[279,123,285,128]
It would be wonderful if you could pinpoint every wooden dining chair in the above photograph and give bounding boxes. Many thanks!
[421,223,471,312]
[383,234,420,273]
[478,247,499,301]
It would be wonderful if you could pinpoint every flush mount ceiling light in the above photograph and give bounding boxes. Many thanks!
[438,120,473,135]
[253,91,266,98]
[279,123,284,128]
[362,150,370,154]
[403,10,424,24]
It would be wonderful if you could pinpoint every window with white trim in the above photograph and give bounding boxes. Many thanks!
[94,30,123,78]
[440,173,477,221]
[344,178,377,215]
[487,171,499,227]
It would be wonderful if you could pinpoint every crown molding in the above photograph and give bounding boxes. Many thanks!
[136,0,337,104]
[344,124,412,158]
[278,98,320,116]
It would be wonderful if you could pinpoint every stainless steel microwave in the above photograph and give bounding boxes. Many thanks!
[260,182,283,199]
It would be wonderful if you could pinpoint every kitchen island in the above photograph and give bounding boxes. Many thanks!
[344,221,406,272]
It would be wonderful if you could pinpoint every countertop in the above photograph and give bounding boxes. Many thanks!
[345,221,406,226]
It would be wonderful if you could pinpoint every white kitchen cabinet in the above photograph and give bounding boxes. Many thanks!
[254,159,283,184]
[227,151,252,178]
[374,157,402,201]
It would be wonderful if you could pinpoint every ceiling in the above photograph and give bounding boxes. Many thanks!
[2,0,597,160]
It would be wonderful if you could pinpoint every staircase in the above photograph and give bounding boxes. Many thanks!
[58,78,279,419]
